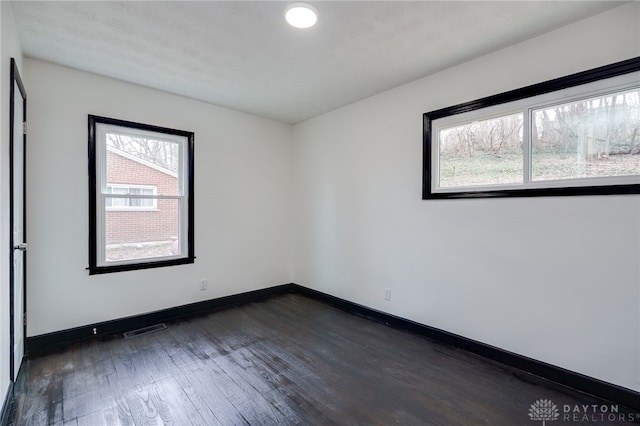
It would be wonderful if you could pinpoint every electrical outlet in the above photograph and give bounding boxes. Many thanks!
[384,288,391,301]
[200,279,208,290]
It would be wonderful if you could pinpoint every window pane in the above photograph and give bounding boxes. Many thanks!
[438,113,523,187]
[105,198,181,263]
[105,185,157,209]
[106,134,180,196]
[111,198,128,208]
[126,197,155,208]
[111,187,127,195]
[531,88,640,181]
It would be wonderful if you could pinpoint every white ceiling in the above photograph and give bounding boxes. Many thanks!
[11,1,626,124]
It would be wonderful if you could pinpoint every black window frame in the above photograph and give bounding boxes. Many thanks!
[88,115,195,275]
[423,57,640,200]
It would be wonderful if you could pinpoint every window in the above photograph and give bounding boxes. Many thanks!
[423,57,640,199]
[105,184,157,210]
[88,115,194,274]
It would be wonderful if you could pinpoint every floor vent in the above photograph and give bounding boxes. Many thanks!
[123,323,167,339]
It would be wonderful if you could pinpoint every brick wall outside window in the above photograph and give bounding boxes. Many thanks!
[105,151,178,244]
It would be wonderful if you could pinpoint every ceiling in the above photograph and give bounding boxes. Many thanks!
[11,1,626,124]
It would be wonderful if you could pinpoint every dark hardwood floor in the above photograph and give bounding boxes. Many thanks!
[9,293,639,425]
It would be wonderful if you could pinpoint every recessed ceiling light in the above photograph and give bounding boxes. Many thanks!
[285,3,318,29]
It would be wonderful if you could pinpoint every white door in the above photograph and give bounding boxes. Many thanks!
[10,58,27,381]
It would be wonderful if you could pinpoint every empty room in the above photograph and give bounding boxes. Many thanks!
[1,1,639,425]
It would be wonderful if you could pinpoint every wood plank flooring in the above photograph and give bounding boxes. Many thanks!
[9,293,639,425]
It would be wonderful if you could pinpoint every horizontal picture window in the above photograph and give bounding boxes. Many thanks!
[423,58,640,199]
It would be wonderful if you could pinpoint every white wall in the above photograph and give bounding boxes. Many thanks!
[0,0,23,410]
[292,3,640,392]
[24,59,293,337]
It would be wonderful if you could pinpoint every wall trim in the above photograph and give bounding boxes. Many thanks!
[25,282,640,411]
[0,382,14,426]
[26,283,296,356]
[291,284,640,412]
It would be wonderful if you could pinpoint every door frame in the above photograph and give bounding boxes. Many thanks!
[9,57,27,382]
